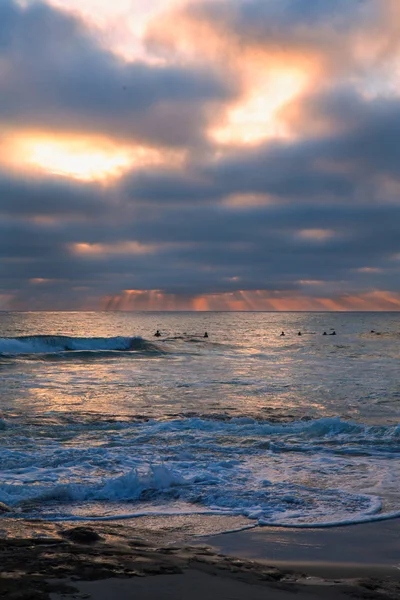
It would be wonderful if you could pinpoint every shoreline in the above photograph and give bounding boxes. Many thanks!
[0,516,399,599]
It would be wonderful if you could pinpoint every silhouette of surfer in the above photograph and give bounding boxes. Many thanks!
[323,331,327,335]
[298,331,302,336]
[204,332,208,338]
[280,331,285,336]
[154,330,161,337]
[330,331,336,336]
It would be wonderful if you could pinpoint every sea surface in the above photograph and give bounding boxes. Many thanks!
[0,311,399,529]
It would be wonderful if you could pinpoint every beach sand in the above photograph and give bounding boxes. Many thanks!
[0,516,399,599]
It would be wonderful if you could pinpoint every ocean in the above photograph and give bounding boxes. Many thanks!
[0,311,399,529]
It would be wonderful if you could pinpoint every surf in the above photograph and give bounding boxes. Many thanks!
[0,335,164,357]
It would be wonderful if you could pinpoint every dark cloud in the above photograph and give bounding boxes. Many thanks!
[0,171,109,217]
[2,182,400,303]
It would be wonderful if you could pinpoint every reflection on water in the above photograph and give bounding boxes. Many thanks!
[1,311,400,423]
[0,311,399,526]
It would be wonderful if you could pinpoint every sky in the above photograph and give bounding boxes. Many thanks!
[1,0,400,311]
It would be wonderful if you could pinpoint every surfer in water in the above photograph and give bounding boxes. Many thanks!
[154,330,161,337]
[204,332,208,338]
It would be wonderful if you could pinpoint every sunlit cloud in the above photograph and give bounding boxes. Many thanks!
[71,241,158,256]
[29,278,52,284]
[24,141,131,182]
[147,11,315,145]
[41,0,187,62]
[210,66,307,145]
[70,240,193,258]
[223,193,273,207]
[2,132,181,182]
[297,229,335,242]
[356,267,383,273]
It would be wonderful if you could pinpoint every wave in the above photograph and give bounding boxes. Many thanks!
[1,464,399,528]
[0,335,164,357]
[1,417,399,527]
[139,415,400,445]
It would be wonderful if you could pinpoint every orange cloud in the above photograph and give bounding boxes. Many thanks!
[356,267,383,273]
[71,241,192,257]
[297,229,335,242]
[223,193,273,207]
[71,241,158,256]
[29,278,53,284]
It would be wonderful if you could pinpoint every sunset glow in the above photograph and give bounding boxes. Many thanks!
[101,289,400,312]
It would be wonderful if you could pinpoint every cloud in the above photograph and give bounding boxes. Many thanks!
[155,0,398,72]
[1,0,400,310]
[0,0,234,148]
[121,82,400,207]
[0,170,109,217]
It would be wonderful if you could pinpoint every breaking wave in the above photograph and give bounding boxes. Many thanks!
[0,335,164,358]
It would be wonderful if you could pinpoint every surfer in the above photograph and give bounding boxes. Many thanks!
[154,330,161,337]
[204,332,208,338]
[323,331,327,335]
[280,331,285,336]
[330,331,336,335]
[298,331,302,336]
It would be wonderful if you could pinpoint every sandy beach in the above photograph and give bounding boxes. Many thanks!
[0,516,399,600]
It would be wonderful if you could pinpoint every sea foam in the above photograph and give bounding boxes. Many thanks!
[1,416,399,527]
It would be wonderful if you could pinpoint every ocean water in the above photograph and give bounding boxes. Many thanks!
[0,311,399,529]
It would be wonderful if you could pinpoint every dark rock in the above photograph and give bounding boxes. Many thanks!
[61,526,103,544]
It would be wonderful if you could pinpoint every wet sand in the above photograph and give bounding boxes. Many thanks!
[203,519,400,576]
[51,570,398,600]
[0,516,399,599]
